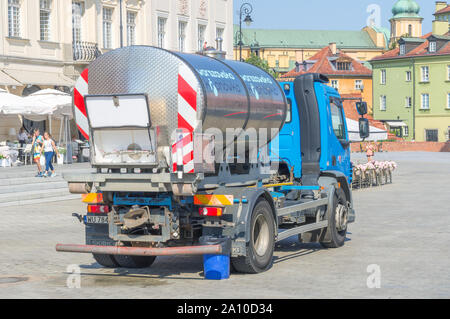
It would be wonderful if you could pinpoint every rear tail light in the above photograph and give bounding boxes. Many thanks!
[198,207,222,217]
[87,204,110,214]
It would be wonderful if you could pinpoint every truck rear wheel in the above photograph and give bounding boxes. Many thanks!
[92,253,119,268]
[320,187,348,248]
[231,199,275,274]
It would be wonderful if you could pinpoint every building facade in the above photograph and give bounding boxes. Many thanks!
[433,1,450,34]
[0,0,234,96]
[371,1,450,142]
[233,26,389,74]
[389,0,423,46]
[0,0,233,140]
[371,35,450,142]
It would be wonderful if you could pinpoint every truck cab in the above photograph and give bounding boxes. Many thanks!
[275,73,352,185]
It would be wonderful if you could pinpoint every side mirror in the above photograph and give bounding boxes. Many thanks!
[356,102,368,116]
[359,118,370,139]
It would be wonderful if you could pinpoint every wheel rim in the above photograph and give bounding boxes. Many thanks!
[253,214,270,257]
[335,203,348,232]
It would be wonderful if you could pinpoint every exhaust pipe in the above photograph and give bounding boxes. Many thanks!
[56,243,223,256]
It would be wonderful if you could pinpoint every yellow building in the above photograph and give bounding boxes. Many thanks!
[389,0,424,46]
[281,44,374,114]
[233,26,390,74]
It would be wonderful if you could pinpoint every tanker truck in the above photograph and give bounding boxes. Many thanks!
[57,45,369,275]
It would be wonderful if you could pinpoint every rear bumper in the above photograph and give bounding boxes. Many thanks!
[56,243,223,256]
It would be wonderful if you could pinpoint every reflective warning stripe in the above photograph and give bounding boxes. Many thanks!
[172,64,198,174]
[194,195,234,206]
[74,69,90,140]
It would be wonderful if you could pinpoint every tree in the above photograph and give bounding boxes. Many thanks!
[244,53,278,78]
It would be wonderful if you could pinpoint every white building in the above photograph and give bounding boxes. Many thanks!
[0,0,233,138]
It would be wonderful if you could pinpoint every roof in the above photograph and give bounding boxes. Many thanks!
[434,5,450,15]
[371,32,450,61]
[281,46,373,78]
[234,26,381,49]
[391,0,422,19]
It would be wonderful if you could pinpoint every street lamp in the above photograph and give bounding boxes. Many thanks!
[237,3,253,61]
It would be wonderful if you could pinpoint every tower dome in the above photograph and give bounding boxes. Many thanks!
[392,0,421,18]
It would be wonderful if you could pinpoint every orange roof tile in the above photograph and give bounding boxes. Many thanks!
[281,45,372,78]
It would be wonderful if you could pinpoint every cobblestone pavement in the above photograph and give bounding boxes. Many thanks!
[0,152,449,298]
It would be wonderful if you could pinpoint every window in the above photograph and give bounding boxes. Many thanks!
[406,71,412,82]
[72,1,83,43]
[429,41,437,53]
[178,21,187,52]
[425,129,438,142]
[40,0,51,41]
[285,98,292,123]
[400,44,406,55]
[381,69,386,84]
[102,7,113,49]
[355,80,363,90]
[216,27,224,40]
[198,24,206,51]
[337,62,351,71]
[380,95,387,111]
[421,66,429,82]
[403,126,409,137]
[157,17,167,48]
[408,24,413,36]
[330,99,345,140]
[8,0,21,38]
[331,80,339,89]
[127,11,137,46]
[447,93,450,109]
[421,93,430,109]
[447,65,450,81]
[405,97,412,108]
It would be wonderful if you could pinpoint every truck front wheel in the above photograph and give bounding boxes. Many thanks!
[320,187,348,248]
[231,199,275,274]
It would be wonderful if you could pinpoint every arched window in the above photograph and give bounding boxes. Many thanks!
[408,24,413,37]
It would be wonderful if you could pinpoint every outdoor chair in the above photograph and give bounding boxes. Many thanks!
[22,144,33,165]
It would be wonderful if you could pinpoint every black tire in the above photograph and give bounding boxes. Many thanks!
[114,254,157,268]
[320,187,348,249]
[231,199,275,274]
[92,253,119,268]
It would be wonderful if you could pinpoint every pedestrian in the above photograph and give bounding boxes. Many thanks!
[31,128,44,177]
[42,132,59,177]
[366,143,375,162]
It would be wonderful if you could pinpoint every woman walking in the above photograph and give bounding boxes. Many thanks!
[31,129,44,177]
[42,132,59,177]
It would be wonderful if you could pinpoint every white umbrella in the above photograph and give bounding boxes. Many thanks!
[0,90,22,113]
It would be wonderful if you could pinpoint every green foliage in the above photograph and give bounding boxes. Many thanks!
[244,54,278,78]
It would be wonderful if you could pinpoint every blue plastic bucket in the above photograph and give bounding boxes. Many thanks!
[203,254,230,280]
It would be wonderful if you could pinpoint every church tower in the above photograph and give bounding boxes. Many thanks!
[390,0,423,46]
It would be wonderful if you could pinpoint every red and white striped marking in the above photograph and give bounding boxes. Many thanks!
[73,69,90,140]
[172,64,199,174]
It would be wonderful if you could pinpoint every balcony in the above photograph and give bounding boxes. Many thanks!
[73,41,102,63]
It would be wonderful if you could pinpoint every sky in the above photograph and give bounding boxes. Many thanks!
[233,0,436,33]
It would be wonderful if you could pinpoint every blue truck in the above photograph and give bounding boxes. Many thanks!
[58,46,369,277]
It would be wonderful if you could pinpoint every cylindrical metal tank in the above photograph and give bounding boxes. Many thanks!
[86,46,286,166]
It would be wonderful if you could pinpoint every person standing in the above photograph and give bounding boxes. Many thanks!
[42,132,59,177]
[31,129,44,177]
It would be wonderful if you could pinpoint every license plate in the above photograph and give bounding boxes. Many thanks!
[85,215,108,224]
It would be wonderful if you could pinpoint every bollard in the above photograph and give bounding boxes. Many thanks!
[199,236,231,280]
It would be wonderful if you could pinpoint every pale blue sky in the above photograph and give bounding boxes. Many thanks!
[233,0,435,33]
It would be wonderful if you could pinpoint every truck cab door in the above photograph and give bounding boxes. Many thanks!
[325,96,350,175]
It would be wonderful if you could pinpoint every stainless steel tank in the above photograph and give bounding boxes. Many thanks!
[86,46,286,166]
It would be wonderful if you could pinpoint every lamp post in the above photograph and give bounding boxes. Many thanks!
[237,3,253,61]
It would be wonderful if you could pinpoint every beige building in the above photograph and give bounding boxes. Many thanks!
[0,0,233,139]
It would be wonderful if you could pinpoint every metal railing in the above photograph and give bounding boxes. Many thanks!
[73,41,102,62]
